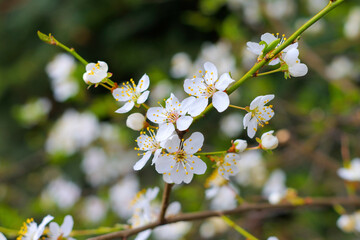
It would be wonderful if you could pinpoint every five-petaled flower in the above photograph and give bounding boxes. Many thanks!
[47,215,75,240]
[217,153,241,179]
[147,93,195,141]
[184,62,234,114]
[112,74,150,113]
[243,94,275,138]
[17,215,54,240]
[83,61,108,84]
[155,132,207,184]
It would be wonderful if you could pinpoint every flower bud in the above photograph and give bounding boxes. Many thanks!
[126,113,146,131]
[234,139,247,152]
[337,214,356,233]
[261,130,278,150]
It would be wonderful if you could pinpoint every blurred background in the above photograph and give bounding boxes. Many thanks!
[0,0,360,239]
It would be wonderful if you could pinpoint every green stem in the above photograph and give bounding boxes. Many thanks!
[142,103,150,110]
[193,0,344,122]
[228,105,247,111]
[71,225,127,237]
[100,82,113,91]
[221,215,259,240]
[195,151,227,156]
[56,41,88,66]
[0,226,18,237]
[106,78,116,88]
[256,68,282,76]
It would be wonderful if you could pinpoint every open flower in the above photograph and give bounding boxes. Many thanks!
[184,62,234,114]
[112,74,150,113]
[217,153,240,179]
[247,33,297,65]
[134,128,167,171]
[155,132,207,184]
[283,48,308,78]
[147,93,195,141]
[83,61,108,84]
[47,215,75,240]
[337,158,360,182]
[243,94,275,138]
[17,215,54,240]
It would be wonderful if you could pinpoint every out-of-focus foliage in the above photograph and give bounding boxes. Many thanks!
[0,0,359,239]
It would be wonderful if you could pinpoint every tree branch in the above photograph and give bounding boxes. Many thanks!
[88,196,360,240]
[158,183,174,224]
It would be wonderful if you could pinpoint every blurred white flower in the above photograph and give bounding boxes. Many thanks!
[17,98,51,127]
[337,211,360,233]
[261,130,279,150]
[265,0,295,20]
[344,7,360,40]
[81,196,107,224]
[262,169,287,204]
[0,233,6,240]
[155,132,206,184]
[306,0,327,14]
[325,56,354,81]
[267,237,279,240]
[337,158,360,182]
[112,74,150,113]
[170,52,192,78]
[46,53,78,102]
[153,222,191,240]
[126,113,147,131]
[220,113,243,138]
[18,215,54,240]
[227,0,261,25]
[110,174,140,219]
[47,215,74,240]
[234,139,247,152]
[199,217,228,238]
[243,94,275,138]
[217,153,241,180]
[42,177,81,210]
[45,110,99,156]
[283,48,308,78]
[234,150,267,187]
[83,61,108,84]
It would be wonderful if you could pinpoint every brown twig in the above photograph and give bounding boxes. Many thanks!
[88,196,360,240]
[158,183,174,224]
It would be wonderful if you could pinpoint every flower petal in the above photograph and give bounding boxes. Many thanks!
[156,123,175,142]
[261,33,277,44]
[176,116,193,131]
[183,78,204,97]
[112,88,131,102]
[243,112,251,128]
[188,156,207,175]
[250,96,262,110]
[204,62,218,82]
[166,93,180,111]
[155,155,176,173]
[289,63,308,77]
[146,107,167,124]
[284,48,299,66]
[136,73,150,92]
[152,149,162,165]
[268,58,280,66]
[86,63,96,72]
[137,90,150,104]
[246,118,258,138]
[183,132,204,154]
[133,151,152,171]
[165,134,181,153]
[115,101,135,114]
[215,73,234,91]
[187,97,208,117]
[246,42,264,55]
[34,215,54,240]
[135,230,152,240]
[98,61,108,72]
[283,42,298,52]
[179,96,196,114]
[260,94,275,105]
[212,91,230,112]
[61,215,74,237]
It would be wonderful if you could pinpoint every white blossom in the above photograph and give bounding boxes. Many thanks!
[337,211,360,233]
[267,237,279,240]
[81,196,107,224]
[234,139,247,152]
[283,48,308,77]
[337,158,360,182]
[147,93,195,141]
[170,52,192,78]
[217,153,241,179]
[18,215,54,240]
[155,132,207,184]
[47,215,74,240]
[83,61,108,84]
[112,74,150,113]
[262,169,287,204]
[134,128,166,171]
[0,233,6,240]
[219,113,243,138]
[184,62,234,113]
[126,113,147,131]
[243,94,275,138]
[17,98,52,127]
[344,7,360,40]
[261,130,279,150]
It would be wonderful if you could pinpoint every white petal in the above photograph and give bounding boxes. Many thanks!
[284,48,299,66]
[166,93,180,111]
[250,96,262,110]
[243,112,251,128]
[61,215,74,237]
[176,116,193,131]
[112,88,131,102]
[34,215,54,240]
[187,97,208,117]
[260,94,275,105]
[215,73,234,91]
[268,58,280,66]
[188,156,207,175]
[183,78,204,96]
[136,73,150,92]
[165,134,181,153]
[283,42,298,52]
[152,149,162,165]
[179,96,196,114]
[83,72,103,84]
[137,90,150,104]
[156,123,175,142]
[182,171,194,184]
[0,233,6,240]
[98,61,108,72]
[246,42,264,55]
[86,63,96,72]
[246,118,258,138]
[115,101,135,114]
[165,202,181,216]
[261,33,277,44]
[155,155,176,173]
[133,151,152,171]
[146,107,167,124]
[204,62,218,81]
[134,230,152,240]
[183,132,204,154]
[163,174,174,183]
[212,91,230,112]
[170,166,190,184]
[289,63,308,77]
[49,222,61,238]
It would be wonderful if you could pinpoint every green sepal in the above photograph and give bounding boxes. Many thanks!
[37,31,56,45]
[263,38,281,56]
[255,137,261,144]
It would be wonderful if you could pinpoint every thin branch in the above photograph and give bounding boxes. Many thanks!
[158,183,174,224]
[88,196,360,240]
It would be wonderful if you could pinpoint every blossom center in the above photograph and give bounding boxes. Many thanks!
[167,111,179,123]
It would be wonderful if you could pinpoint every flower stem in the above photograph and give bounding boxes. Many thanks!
[256,68,282,76]
[100,82,113,91]
[142,103,150,110]
[71,225,127,237]
[195,151,227,156]
[228,105,247,111]
[220,215,259,240]
[193,0,344,122]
